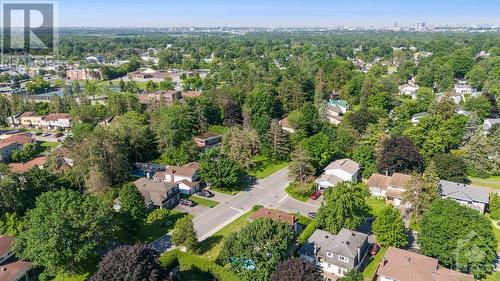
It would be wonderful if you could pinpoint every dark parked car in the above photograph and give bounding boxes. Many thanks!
[310,191,321,200]
[370,244,380,256]
[179,199,195,207]
[198,190,214,198]
[307,212,317,219]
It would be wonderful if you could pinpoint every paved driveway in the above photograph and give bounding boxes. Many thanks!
[193,168,319,241]
[149,234,173,253]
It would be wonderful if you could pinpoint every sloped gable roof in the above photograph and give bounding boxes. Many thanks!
[439,180,489,204]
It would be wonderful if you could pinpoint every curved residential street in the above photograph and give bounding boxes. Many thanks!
[193,168,320,241]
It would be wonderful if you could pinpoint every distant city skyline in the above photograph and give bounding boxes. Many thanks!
[58,0,500,28]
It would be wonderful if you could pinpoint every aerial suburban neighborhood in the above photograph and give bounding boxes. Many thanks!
[0,1,500,281]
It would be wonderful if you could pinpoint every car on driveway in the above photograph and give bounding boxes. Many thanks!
[179,199,195,207]
[310,191,321,200]
[369,244,380,256]
[307,212,317,219]
[198,190,214,198]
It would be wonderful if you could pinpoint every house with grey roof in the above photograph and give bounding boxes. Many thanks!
[299,228,369,278]
[439,180,489,214]
[133,178,180,210]
[314,159,360,190]
[483,118,500,134]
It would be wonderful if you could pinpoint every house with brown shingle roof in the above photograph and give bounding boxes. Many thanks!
[367,173,412,208]
[153,162,201,195]
[315,159,361,190]
[0,235,33,281]
[375,247,474,281]
[249,208,298,233]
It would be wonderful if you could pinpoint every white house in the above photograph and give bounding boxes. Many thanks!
[315,159,360,190]
[399,84,419,99]
[483,118,500,134]
[40,113,72,130]
[153,162,201,195]
[279,117,295,133]
[367,173,412,208]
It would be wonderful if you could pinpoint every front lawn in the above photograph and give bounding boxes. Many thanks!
[285,182,314,202]
[136,210,187,243]
[367,197,387,218]
[470,176,500,190]
[197,211,254,261]
[363,246,387,280]
[249,155,288,179]
[182,194,220,208]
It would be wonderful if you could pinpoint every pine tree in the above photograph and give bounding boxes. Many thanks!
[288,147,315,184]
[268,119,290,161]
[314,69,327,105]
[402,161,440,219]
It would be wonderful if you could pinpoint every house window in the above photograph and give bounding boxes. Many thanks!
[326,251,333,258]
[338,255,348,263]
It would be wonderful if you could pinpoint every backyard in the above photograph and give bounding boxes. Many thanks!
[470,176,500,190]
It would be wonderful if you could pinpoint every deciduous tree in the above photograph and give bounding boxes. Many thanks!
[218,218,294,281]
[317,182,370,233]
[90,244,169,281]
[372,206,408,248]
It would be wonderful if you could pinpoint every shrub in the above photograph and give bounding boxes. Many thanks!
[252,205,263,212]
[159,249,180,271]
[146,209,170,225]
[298,220,317,244]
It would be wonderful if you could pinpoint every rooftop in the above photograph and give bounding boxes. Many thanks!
[249,208,296,226]
[8,156,47,173]
[324,159,360,175]
[439,180,489,204]
[376,247,474,281]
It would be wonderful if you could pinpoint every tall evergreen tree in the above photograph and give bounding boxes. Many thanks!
[402,161,440,219]
[288,147,315,184]
[268,119,291,161]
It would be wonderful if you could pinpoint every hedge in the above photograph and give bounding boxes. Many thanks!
[298,220,317,244]
[159,249,180,271]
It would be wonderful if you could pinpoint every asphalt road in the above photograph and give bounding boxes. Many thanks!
[193,168,319,241]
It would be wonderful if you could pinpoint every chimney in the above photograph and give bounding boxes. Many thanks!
[170,169,176,183]
[357,247,361,264]
[146,171,151,180]
[383,258,388,266]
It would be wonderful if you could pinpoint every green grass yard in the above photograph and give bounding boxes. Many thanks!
[249,155,288,179]
[470,176,500,190]
[363,246,387,280]
[367,197,387,218]
[182,194,220,208]
[197,211,254,261]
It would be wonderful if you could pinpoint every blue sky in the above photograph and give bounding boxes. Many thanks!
[59,0,500,27]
